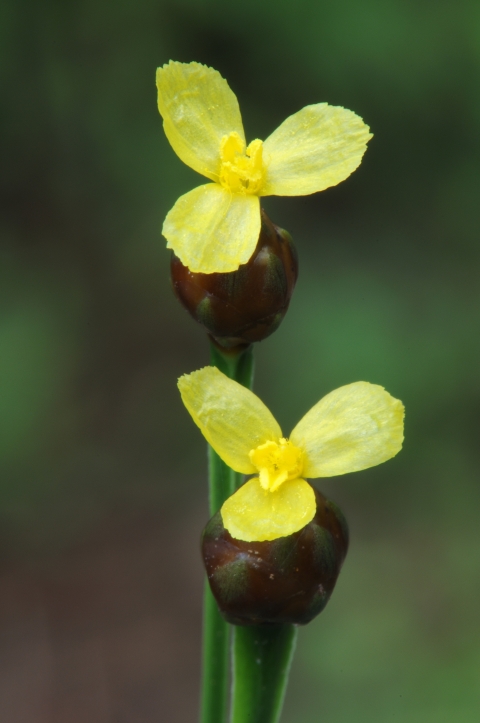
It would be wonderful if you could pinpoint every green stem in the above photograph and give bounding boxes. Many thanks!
[200,343,254,723]
[200,586,231,723]
[231,625,298,723]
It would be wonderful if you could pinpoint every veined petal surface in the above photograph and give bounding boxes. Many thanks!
[261,104,372,196]
[290,382,404,478]
[221,477,316,541]
[163,184,261,273]
[178,367,282,474]
[157,61,245,181]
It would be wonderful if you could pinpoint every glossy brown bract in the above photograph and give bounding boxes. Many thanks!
[202,487,349,626]
[170,210,298,348]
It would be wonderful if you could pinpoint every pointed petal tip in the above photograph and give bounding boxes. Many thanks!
[177,365,218,389]
[156,60,209,82]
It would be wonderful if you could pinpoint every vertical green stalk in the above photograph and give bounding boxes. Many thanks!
[200,586,230,723]
[200,343,254,723]
[231,625,298,723]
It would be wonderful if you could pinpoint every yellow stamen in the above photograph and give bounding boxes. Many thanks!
[219,132,266,195]
[249,438,304,492]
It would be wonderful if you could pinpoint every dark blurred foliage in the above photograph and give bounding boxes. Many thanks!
[1,0,480,721]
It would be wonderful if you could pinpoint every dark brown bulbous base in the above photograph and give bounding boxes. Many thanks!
[170,209,298,348]
[202,487,349,626]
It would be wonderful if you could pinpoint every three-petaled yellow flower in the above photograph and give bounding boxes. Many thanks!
[157,61,372,274]
[178,367,404,542]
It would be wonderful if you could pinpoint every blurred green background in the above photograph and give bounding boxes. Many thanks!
[1,0,480,721]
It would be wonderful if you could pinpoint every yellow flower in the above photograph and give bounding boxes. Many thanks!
[157,61,372,274]
[178,367,404,542]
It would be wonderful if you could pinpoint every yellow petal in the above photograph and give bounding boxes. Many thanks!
[261,104,372,196]
[163,183,261,273]
[221,477,316,541]
[290,382,404,478]
[178,367,282,474]
[156,61,245,181]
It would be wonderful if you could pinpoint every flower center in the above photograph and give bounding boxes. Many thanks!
[249,438,304,492]
[219,132,265,195]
